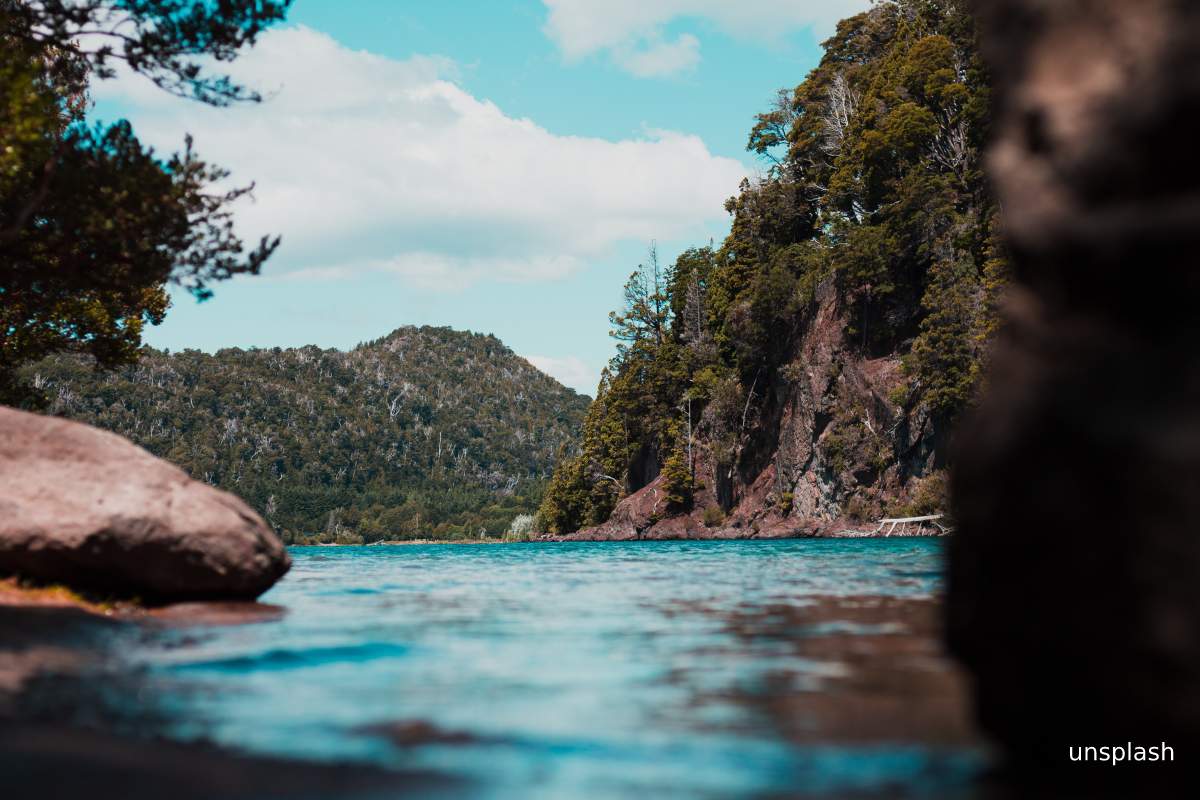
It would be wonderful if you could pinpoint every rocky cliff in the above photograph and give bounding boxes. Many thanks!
[541,0,999,538]
[568,279,945,540]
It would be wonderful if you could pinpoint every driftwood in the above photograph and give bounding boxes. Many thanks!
[873,514,952,536]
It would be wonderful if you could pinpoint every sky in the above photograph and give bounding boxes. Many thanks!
[92,0,870,394]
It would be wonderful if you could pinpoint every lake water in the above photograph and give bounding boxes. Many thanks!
[114,539,982,798]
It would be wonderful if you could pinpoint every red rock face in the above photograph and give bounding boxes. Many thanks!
[565,278,940,541]
[947,0,1200,788]
[0,406,290,601]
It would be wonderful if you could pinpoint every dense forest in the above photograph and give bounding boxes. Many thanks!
[539,0,1005,536]
[25,327,589,543]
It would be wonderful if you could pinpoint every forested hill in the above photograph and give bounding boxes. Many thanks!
[539,0,1003,537]
[24,327,590,543]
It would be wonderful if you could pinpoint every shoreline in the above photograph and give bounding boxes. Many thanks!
[291,528,949,546]
[547,527,948,543]
[0,577,286,626]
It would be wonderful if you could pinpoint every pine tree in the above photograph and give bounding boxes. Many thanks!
[660,422,693,510]
[609,243,671,360]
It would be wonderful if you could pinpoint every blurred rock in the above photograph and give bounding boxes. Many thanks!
[146,602,287,626]
[948,0,1200,785]
[0,406,290,601]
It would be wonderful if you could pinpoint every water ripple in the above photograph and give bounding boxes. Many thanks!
[114,538,979,798]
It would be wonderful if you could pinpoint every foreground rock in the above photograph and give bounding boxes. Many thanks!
[0,406,290,601]
[949,0,1200,788]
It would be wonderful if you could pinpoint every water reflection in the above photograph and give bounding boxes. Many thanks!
[3,539,987,799]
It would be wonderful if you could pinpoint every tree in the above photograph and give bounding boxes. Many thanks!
[667,245,718,365]
[747,87,799,171]
[660,420,693,510]
[820,72,860,157]
[905,256,981,418]
[609,243,670,359]
[537,445,591,535]
[0,1,291,405]
[2,1,291,104]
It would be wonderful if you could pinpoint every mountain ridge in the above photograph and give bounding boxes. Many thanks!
[23,325,590,542]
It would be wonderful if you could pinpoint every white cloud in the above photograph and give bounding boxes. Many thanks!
[525,354,598,394]
[615,33,700,77]
[542,0,872,75]
[94,25,746,289]
[264,252,582,291]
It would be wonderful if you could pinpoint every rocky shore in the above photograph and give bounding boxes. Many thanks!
[551,518,948,542]
[0,406,290,602]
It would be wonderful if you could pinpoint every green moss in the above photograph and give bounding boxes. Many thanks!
[887,382,910,409]
[822,417,860,475]
[889,470,949,517]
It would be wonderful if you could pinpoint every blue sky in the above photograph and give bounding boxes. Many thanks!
[93,0,868,393]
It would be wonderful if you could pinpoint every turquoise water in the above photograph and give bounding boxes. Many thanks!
[131,539,979,798]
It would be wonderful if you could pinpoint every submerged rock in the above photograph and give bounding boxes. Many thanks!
[358,720,497,749]
[0,406,290,601]
[949,0,1200,786]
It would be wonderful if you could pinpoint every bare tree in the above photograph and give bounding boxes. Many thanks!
[507,514,535,537]
[681,274,716,362]
[647,242,668,347]
[930,113,972,185]
[681,396,695,480]
[821,72,860,158]
[219,417,239,445]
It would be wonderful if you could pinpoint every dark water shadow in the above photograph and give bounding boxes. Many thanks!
[0,605,467,800]
[652,594,991,799]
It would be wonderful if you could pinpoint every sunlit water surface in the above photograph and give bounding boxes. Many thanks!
[128,539,978,798]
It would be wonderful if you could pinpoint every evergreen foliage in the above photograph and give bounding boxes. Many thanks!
[24,327,589,543]
[0,1,289,405]
[539,0,1005,533]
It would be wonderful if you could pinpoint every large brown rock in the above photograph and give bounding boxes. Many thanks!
[948,0,1200,786]
[0,406,290,601]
